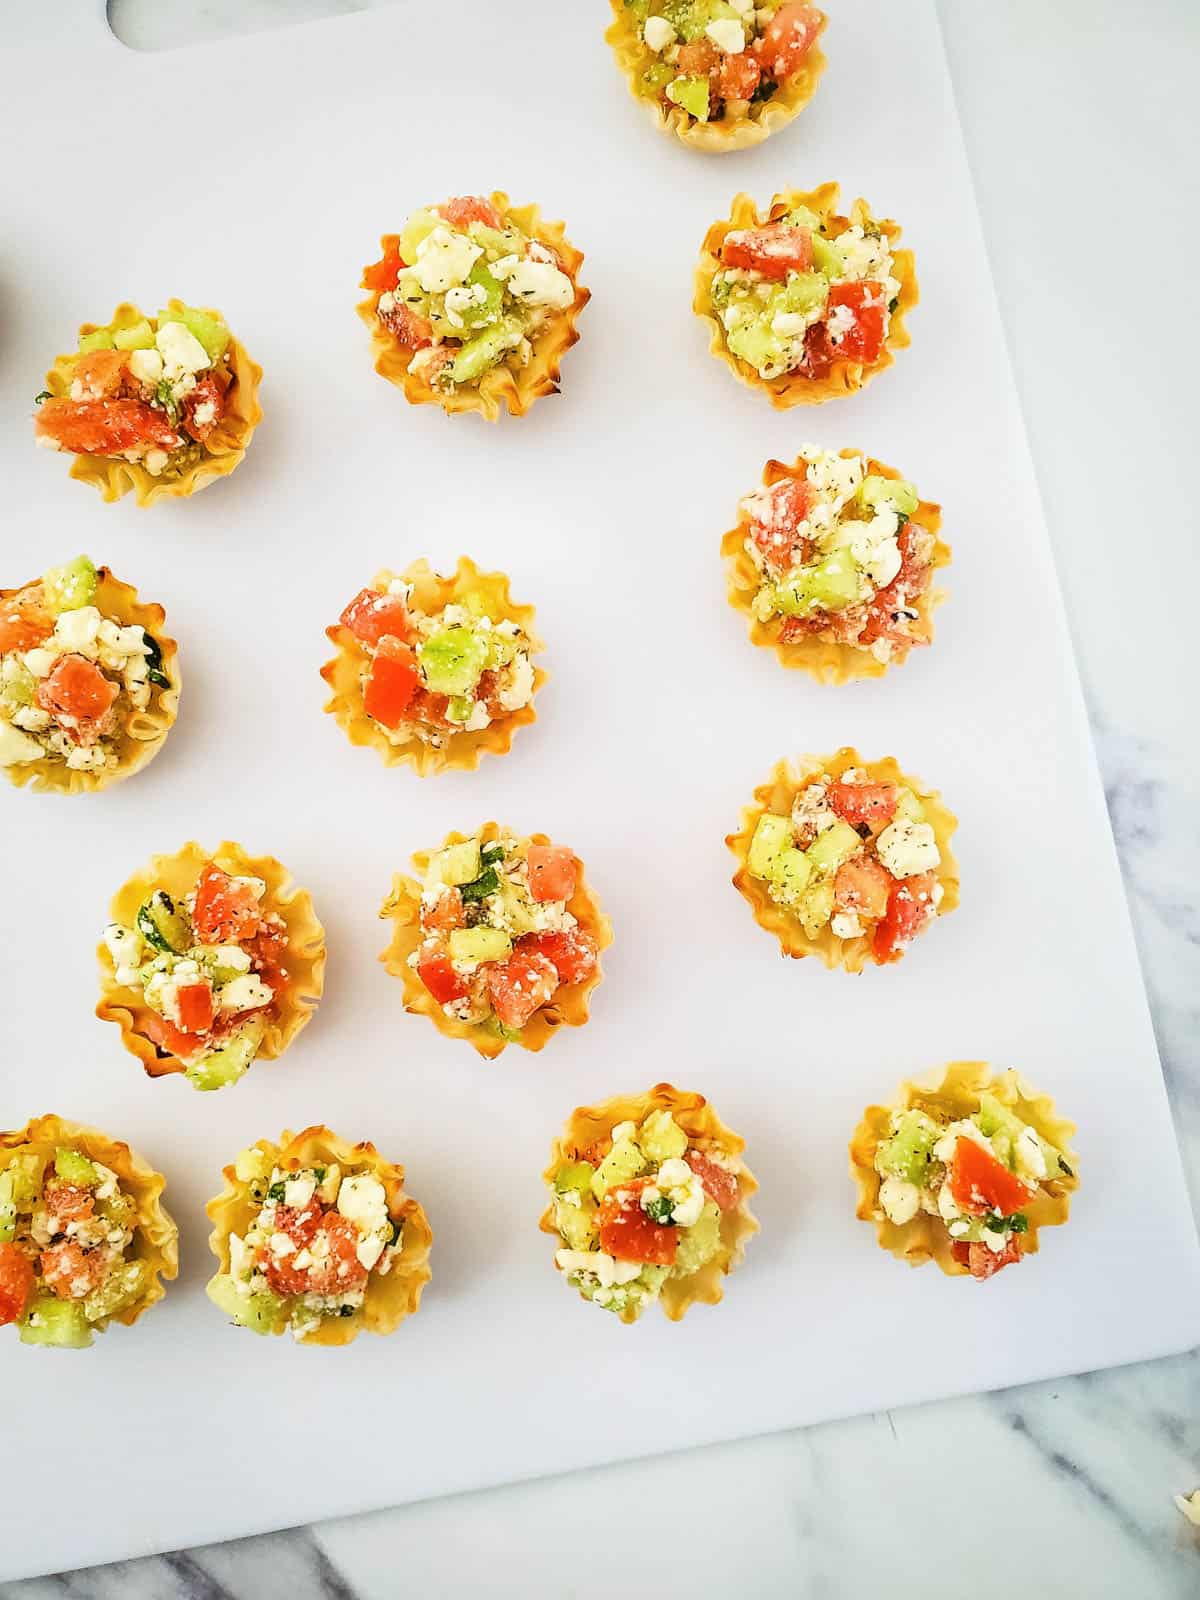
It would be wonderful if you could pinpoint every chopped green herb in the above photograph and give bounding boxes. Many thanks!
[1059,1159,1074,1179]
[266,1181,286,1203]
[1009,1213,1029,1234]
[143,632,170,689]
[33,390,51,406]
[339,1305,355,1317]
[154,379,179,420]
[751,76,777,104]
[459,867,500,902]
[643,1195,675,1226]
[486,1017,522,1043]
[888,297,899,314]
[314,1167,326,1184]
[479,842,505,868]
[387,1220,402,1245]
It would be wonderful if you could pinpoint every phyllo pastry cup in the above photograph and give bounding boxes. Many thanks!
[0,1113,178,1348]
[358,192,589,421]
[380,822,612,1059]
[694,184,918,406]
[728,749,959,972]
[1,554,180,795]
[96,840,326,1091]
[605,1,828,152]
[721,448,950,683]
[849,1061,1080,1279]
[540,1083,758,1324]
[35,299,262,505]
[321,556,546,775]
[206,1125,433,1346]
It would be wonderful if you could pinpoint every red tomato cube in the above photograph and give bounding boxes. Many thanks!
[526,845,578,904]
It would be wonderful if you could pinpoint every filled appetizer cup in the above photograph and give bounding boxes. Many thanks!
[722,447,949,681]
[34,300,262,504]
[849,1062,1079,1280]
[322,557,544,774]
[380,824,612,1059]
[728,749,959,971]
[206,1126,432,1346]
[541,1084,758,1323]
[97,842,326,1091]
[359,192,589,420]
[1,554,179,793]
[695,184,917,404]
[606,1,826,150]
[0,1115,178,1349]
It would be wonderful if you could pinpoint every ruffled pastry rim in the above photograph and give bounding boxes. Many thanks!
[41,300,263,506]
[1,1112,179,1335]
[205,1124,433,1347]
[604,2,828,152]
[693,184,919,406]
[726,747,960,972]
[721,451,951,683]
[539,1083,759,1324]
[95,840,326,1081]
[1,566,181,795]
[320,556,547,775]
[379,821,613,1059]
[356,193,589,421]
[848,1061,1080,1276]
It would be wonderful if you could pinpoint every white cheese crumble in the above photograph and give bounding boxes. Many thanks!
[643,14,675,50]
[705,18,744,52]
[876,817,940,879]
[878,1176,921,1225]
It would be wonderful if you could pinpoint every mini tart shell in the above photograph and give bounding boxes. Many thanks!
[721,451,951,683]
[205,1125,433,1347]
[727,748,960,972]
[321,556,546,775]
[604,2,828,152]
[96,840,326,1081]
[2,566,181,795]
[357,193,590,421]
[540,1083,759,1324]
[694,184,918,406]
[2,1113,179,1334]
[41,300,263,507]
[848,1061,1080,1276]
[379,822,613,1060]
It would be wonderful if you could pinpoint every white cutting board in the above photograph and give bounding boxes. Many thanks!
[2,0,1197,1581]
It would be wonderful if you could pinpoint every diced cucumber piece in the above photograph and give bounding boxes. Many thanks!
[461,262,503,330]
[877,1110,939,1185]
[445,695,474,724]
[234,1146,272,1185]
[112,319,155,351]
[43,555,98,615]
[0,661,36,708]
[185,1019,265,1093]
[398,208,442,265]
[748,813,792,880]
[893,787,926,823]
[727,317,789,375]
[675,1202,722,1274]
[496,880,539,935]
[666,74,710,120]
[447,926,511,965]
[775,548,861,617]
[0,723,44,765]
[446,317,524,386]
[206,1272,287,1336]
[810,234,841,278]
[82,1259,148,1323]
[795,879,835,937]
[556,1196,598,1253]
[555,1161,596,1196]
[194,945,250,985]
[772,271,829,316]
[97,1190,135,1231]
[431,840,482,886]
[19,1297,92,1349]
[859,475,919,517]
[665,0,737,41]
[641,61,674,94]
[54,1148,98,1187]
[157,306,228,364]
[783,205,823,231]
[418,627,489,697]
[77,329,115,353]
[806,820,862,875]
[136,891,190,955]
[0,1157,39,1239]
[638,1111,688,1164]
[484,630,519,669]
[769,846,813,904]
[590,1138,646,1200]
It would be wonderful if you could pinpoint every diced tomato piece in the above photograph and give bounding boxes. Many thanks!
[833,855,892,921]
[685,1152,739,1212]
[872,872,936,963]
[798,320,833,379]
[526,845,578,904]
[407,686,451,727]
[746,476,811,575]
[339,587,413,647]
[42,1181,95,1225]
[193,862,262,945]
[676,38,719,77]
[261,1206,368,1297]
[377,298,434,349]
[416,944,469,1006]
[894,523,933,594]
[827,780,898,827]
[420,887,466,934]
[438,195,505,230]
[40,1240,107,1301]
[597,1178,679,1266]
[72,349,131,399]
[244,919,288,992]
[717,49,761,101]
[825,280,887,365]
[0,590,52,653]
[181,375,226,443]
[949,1137,1032,1217]
[516,928,598,986]
[35,397,183,456]
[363,636,420,729]
[176,981,215,1035]
[485,950,559,1031]
[0,1242,34,1326]
[142,1012,203,1060]
[363,243,405,292]
[36,654,118,737]
[756,2,822,77]
[951,1237,1023,1281]
[720,222,812,280]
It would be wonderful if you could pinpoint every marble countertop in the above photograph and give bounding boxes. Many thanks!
[6,1,1198,1595]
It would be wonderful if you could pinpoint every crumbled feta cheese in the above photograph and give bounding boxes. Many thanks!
[22,648,56,679]
[506,258,575,310]
[1014,1127,1047,1182]
[209,944,252,973]
[283,1174,316,1209]
[555,1249,642,1289]
[705,18,745,52]
[217,973,274,1014]
[11,706,51,733]
[830,912,863,940]
[805,448,864,506]
[143,449,169,477]
[103,923,144,985]
[356,1235,385,1271]
[128,347,164,385]
[771,310,810,338]
[876,817,941,879]
[337,1174,389,1236]
[878,1176,921,1225]
[611,1122,637,1145]
[643,14,675,50]
[497,652,535,712]
[155,321,210,381]
[52,605,103,655]
[411,225,481,294]
[268,1232,296,1259]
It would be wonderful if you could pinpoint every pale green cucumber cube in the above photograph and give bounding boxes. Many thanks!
[591,1138,646,1200]
[806,820,862,875]
[19,1297,92,1349]
[796,879,835,937]
[859,474,919,517]
[638,1111,688,1164]
[666,74,710,120]
[185,1019,265,1093]
[43,555,97,615]
[77,329,115,353]
[556,1196,598,1253]
[82,1260,148,1323]
[674,1202,722,1274]
[769,847,813,903]
[418,627,489,696]
[431,839,482,886]
[877,1110,939,1185]
[398,208,442,265]
[747,813,792,880]
[54,1147,98,1187]
[446,317,524,386]
[447,926,511,965]
[112,319,155,351]
[554,1161,596,1196]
